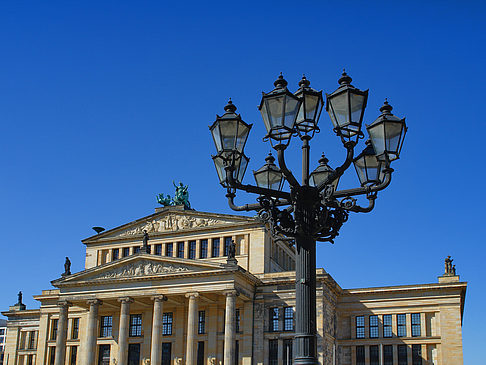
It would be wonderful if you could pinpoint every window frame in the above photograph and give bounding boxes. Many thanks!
[283,307,294,331]
[356,345,365,365]
[112,248,119,260]
[200,239,208,259]
[154,244,162,256]
[355,316,365,339]
[397,314,406,337]
[122,247,130,257]
[383,314,392,338]
[224,237,232,256]
[51,319,58,341]
[100,316,113,338]
[369,315,379,338]
[166,243,173,257]
[129,314,143,337]
[71,318,79,340]
[212,238,220,257]
[198,311,205,334]
[411,313,421,337]
[269,308,279,332]
[162,312,173,336]
[189,241,197,259]
[177,242,185,258]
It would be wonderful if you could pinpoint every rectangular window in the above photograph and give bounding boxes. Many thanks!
[100,316,112,337]
[370,345,379,365]
[162,343,172,365]
[384,345,393,365]
[98,344,110,365]
[397,314,406,337]
[162,312,173,335]
[236,309,240,333]
[269,340,278,365]
[212,238,220,257]
[198,311,205,334]
[369,315,379,338]
[189,241,196,259]
[283,339,293,365]
[154,244,162,256]
[27,354,33,365]
[51,319,58,341]
[113,248,119,260]
[411,313,421,337]
[177,242,185,258]
[269,308,279,331]
[49,347,56,365]
[129,314,142,337]
[284,307,294,331]
[197,341,205,365]
[0,329,4,336]
[235,340,239,365]
[70,346,78,365]
[356,345,365,365]
[383,314,392,337]
[224,237,232,256]
[28,331,36,349]
[200,239,208,259]
[398,344,408,365]
[412,344,422,365]
[166,243,173,257]
[355,316,365,338]
[72,318,79,340]
[134,246,140,254]
[123,247,130,257]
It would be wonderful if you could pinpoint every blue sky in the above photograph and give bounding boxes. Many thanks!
[0,0,484,362]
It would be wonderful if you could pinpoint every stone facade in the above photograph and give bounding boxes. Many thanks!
[1,206,466,365]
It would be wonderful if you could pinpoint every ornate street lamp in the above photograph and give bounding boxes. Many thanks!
[209,72,406,365]
[366,99,407,162]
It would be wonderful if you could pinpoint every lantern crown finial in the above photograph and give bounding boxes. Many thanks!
[265,152,276,164]
[299,75,311,88]
[338,69,352,85]
[224,98,237,113]
[379,99,393,114]
[274,73,288,89]
[318,153,329,165]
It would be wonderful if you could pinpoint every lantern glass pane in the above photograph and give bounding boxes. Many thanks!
[350,93,365,124]
[267,96,285,128]
[219,119,238,151]
[305,94,319,121]
[368,122,386,157]
[329,92,349,128]
[211,124,222,152]
[267,171,283,190]
[385,121,404,157]
[354,155,381,186]
[235,154,249,183]
[213,156,226,185]
[235,123,250,153]
[260,102,271,133]
[284,95,300,129]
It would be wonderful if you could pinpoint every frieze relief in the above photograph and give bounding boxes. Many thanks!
[119,214,234,236]
[90,260,190,280]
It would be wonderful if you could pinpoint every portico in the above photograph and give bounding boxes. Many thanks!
[39,252,259,365]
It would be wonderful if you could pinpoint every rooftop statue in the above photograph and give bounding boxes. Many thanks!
[157,181,191,209]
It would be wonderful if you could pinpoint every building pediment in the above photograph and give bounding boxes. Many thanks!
[83,206,259,243]
[52,254,227,287]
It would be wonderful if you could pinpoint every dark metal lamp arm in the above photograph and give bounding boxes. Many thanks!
[317,141,355,192]
[348,195,376,213]
[225,168,291,200]
[276,146,300,187]
[332,167,394,199]
[226,192,291,212]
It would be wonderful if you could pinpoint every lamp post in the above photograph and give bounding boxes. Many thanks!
[209,71,407,365]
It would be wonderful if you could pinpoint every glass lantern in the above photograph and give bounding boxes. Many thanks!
[309,153,339,191]
[353,141,385,186]
[253,153,285,191]
[294,75,324,138]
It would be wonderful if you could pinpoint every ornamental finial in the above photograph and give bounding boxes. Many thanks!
[274,73,288,89]
[224,98,237,113]
[379,99,393,114]
[338,69,352,85]
[299,74,311,88]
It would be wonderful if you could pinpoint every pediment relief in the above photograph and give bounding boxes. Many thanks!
[89,259,190,280]
[55,255,226,286]
[118,213,236,236]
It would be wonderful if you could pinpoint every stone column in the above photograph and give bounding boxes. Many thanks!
[151,295,167,365]
[185,293,199,365]
[85,299,102,365]
[118,297,134,365]
[223,290,238,365]
[54,300,71,365]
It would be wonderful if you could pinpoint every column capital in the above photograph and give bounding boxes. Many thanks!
[151,295,167,302]
[185,292,199,299]
[57,300,72,308]
[223,289,239,298]
[118,296,134,304]
[87,299,102,306]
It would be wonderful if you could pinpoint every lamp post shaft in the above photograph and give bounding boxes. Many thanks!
[294,233,318,365]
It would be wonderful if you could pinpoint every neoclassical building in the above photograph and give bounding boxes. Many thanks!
[2,206,466,365]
